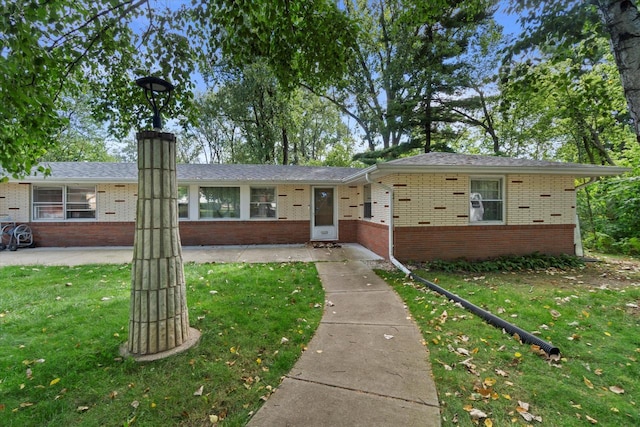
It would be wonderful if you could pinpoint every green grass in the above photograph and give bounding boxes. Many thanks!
[377,264,640,426]
[0,262,324,426]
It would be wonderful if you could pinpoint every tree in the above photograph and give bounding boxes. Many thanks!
[185,63,356,166]
[38,95,117,162]
[508,0,640,144]
[0,0,357,179]
[312,0,494,164]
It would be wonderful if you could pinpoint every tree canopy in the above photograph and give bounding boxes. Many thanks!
[0,0,357,179]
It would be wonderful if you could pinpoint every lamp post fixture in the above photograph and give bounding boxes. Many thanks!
[122,76,200,361]
[135,76,175,130]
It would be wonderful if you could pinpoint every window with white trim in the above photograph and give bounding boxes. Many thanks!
[199,187,240,219]
[178,186,189,219]
[250,187,276,218]
[363,184,372,219]
[33,185,96,220]
[469,178,503,222]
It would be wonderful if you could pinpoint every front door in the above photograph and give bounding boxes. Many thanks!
[311,187,337,240]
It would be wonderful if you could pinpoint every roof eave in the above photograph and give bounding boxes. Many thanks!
[344,164,630,181]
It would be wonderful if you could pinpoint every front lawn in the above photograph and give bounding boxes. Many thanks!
[0,262,324,426]
[377,257,640,426]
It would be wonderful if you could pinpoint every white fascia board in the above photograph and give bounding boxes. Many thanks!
[343,164,630,181]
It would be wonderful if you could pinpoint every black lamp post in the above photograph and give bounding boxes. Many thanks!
[135,76,175,130]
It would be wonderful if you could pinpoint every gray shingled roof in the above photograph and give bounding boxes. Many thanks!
[7,152,627,184]
[383,152,603,168]
[354,152,628,179]
[26,162,358,183]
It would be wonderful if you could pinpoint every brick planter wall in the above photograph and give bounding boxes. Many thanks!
[356,221,389,259]
[393,224,576,262]
[337,220,357,243]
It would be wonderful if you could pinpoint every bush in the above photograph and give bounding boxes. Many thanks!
[420,252,584,273]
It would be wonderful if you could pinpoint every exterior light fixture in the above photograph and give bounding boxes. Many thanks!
[135,76,175,130]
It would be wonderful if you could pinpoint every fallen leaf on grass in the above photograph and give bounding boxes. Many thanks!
[456,347,470,356]
[465,407,488,420]
[76,406,89,412]
[194,385,204,396]
[516,401,542,422]
[50,378,60,386]
[608,385,624,394]
[483,378,496,387]
[495,369,508,377]
[583,376,594,389]
[586,415,598,424]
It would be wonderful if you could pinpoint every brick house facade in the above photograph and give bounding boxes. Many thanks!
[0,153,626,261]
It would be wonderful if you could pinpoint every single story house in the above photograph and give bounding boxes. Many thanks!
[0,152,627,262]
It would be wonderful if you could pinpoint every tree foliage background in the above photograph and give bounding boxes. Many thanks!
[2,0,639,253]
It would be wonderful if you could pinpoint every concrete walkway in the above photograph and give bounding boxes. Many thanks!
[0,243,379,266]
[247,260,441,426]
[0,244,441,426]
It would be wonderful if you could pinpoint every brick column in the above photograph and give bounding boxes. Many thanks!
[123,131,200,359]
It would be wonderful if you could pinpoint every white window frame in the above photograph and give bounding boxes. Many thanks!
[178,186,189,219]
[198,186,241,220]
[32,185,97,221]
[363,184,372,219]
[469,176,505,224]
[249,186,277,219]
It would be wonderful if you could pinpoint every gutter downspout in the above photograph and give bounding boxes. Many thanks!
[574,177,598,257]
[365,173,560,357]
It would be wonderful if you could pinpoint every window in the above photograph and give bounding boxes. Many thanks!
[470,178,503,222]
[250,187,276,218]
[33,185,96,220]
[363,184,372,219]
[199,187,240,219]
[178,186,189,219]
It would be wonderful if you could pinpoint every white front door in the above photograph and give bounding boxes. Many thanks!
[311,187,337,240]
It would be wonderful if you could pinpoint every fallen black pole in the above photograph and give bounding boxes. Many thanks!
[409,272,560,357]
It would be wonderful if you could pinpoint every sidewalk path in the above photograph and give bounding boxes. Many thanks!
[247,260,440,427]
[0,243,378,266]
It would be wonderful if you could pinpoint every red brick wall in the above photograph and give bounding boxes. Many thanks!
[27,220,576,263]
[28,221,312,247]
[393,224,576,262]
[29,222,136,247]
[338,220,357,243]
[356,220,389,259]
[179,221,310,245]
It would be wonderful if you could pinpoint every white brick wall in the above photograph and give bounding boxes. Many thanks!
[97,184,138,221]
[506,175,575,225]
[275,185,310,220]
[367,173,576,227]
[339,185,360,220]
[0,183,30,222]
